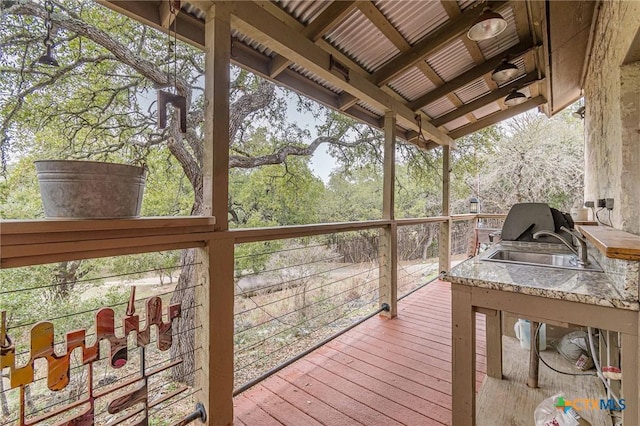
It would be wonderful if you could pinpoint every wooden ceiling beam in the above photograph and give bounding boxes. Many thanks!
[230,1,453,146]
[269,1,357,78]
[431,72,542,127]
[371,1,507,86]
[358,1,475,124]
[448,96,546,139]
[408,41,537,111]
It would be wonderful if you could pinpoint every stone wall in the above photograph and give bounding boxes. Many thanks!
[583,1,640,234]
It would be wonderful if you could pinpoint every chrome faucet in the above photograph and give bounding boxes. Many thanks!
[532,226,590,267]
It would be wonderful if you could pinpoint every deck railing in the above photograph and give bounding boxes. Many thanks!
[0,213,505,425]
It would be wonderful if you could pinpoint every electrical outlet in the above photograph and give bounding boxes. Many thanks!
[584,201,595,208]
[606,198,614,210]
[597,199,606,208]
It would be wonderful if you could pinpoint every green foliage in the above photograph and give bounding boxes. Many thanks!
[321,165,383,222]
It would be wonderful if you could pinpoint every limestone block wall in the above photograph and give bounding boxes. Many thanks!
[583,1,640,234]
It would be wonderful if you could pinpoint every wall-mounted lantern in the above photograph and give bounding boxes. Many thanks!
[470,197,480,214]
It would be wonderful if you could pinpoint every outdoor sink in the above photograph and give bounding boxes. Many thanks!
[482,248,603,272]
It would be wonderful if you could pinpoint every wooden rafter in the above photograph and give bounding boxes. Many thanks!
[371,1,507,86]
[269,1,357,78]
[230,1,453,146]
[431,73,542,127]
[357,1,477,125]
[448,95,546,139]
[408,41,537,111]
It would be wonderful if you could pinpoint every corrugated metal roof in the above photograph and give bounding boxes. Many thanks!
[325,9,400,72]
[426,39,475,82]
[232,29,275,57]
[357,100,385,117]
[276,0,330,24]
[472,102,502,119]
[454,78,491,103]
[443,116,470,131]
[422,97,457,118]
[374,0,450,45]
[387,66,437,102]
[457,0,477,12]
[477,5,520,59]
[289,63,343,94]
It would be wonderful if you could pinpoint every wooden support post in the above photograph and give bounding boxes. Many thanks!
[379,111,397,318]
[197,3,234,425]
[452,284,476,425]
[484,309,503,379]
[607,331,621,399]
[621,331,639,424]
[439,145,451,274]
[527,320,540,388]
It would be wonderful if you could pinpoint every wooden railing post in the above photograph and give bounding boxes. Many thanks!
[439,145,451,274]
[197,2,234,425]
[379,111,397,318]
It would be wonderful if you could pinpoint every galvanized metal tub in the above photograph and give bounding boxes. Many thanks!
[35,160,146,219]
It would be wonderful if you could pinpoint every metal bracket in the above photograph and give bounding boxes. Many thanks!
[329,55,350,82]
[158,90,187,133]
[175,402,207,425]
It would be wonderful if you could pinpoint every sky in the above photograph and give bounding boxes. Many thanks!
[284,95,337,184]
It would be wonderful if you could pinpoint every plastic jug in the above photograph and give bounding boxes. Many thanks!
[514,319,546,350]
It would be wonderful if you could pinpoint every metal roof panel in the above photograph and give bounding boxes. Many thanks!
[276,0,330,24]
[289,63,344,94]
[454,78,491,103]
[426,39,475,82]
[374,0,450,45]
[387,66,437,101]
[325,9,400,72]
[357,100,385,117]
[232,29,275,57]
[423,97,457,118]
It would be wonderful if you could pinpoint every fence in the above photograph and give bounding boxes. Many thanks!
[0,214,505,424]
[0,250,200,426]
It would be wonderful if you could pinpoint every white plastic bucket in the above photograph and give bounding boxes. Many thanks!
[514,319,546,350]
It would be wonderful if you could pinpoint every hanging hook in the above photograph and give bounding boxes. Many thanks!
[38,0,59,66]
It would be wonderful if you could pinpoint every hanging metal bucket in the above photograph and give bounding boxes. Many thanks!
[35,160,146,219]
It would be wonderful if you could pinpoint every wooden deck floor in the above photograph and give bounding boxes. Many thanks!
[233,280,486,426]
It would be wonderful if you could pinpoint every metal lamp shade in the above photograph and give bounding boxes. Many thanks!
[491,60,519,83]
[38,44,59,67]
[504,90,527,106]
[467,8,507,41]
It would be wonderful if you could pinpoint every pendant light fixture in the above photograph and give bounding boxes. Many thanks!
[38,0,59,67]
[467,7,507,41]
[491,59,519,83]
[504,88,527,106]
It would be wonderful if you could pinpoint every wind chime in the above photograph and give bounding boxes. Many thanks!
[38,0,59,67]
[157,0,187,133]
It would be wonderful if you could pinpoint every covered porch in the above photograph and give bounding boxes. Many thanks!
[2,0,640,425]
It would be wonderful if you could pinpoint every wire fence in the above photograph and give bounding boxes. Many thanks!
[0,250,199,426]
[233,230,383,389]
[397,223,440,298]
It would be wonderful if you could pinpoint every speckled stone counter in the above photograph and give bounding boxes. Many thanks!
[447,244,640,425]
[446,245,640,311]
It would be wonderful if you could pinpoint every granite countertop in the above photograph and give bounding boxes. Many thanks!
[446,243,640,311]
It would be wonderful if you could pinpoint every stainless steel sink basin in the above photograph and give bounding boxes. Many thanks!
[482,249,603,272]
